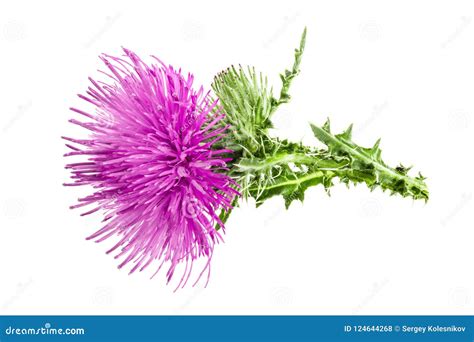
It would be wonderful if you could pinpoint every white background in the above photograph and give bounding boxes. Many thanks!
[1,0,473,315]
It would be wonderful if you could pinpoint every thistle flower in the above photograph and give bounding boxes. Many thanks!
[63,48,238,289]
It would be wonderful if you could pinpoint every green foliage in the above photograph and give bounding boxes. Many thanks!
[310,119,428,201]
[233,139,347,208]
[272,27,306,109]
[212,28,428,229]
[212,66,274,154]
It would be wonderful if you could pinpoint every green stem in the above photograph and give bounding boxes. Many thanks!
[272,27,307,110]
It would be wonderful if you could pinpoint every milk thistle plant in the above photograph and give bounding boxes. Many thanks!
[64,29,428,288]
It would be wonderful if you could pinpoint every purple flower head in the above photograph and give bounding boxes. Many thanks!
[64,48,238,289]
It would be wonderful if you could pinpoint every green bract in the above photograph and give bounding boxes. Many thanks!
[212,28,428,228]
